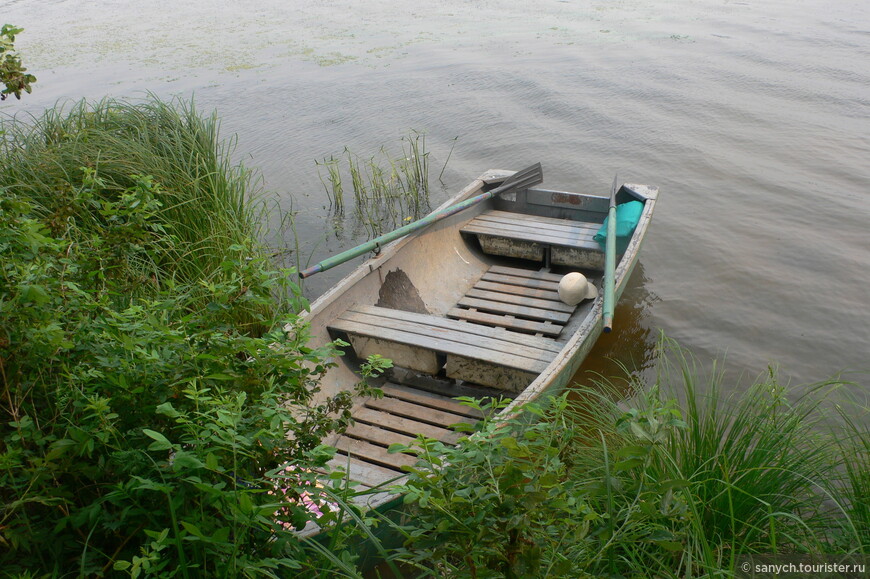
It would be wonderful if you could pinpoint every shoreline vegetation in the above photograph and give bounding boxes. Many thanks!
[1,97,867,577]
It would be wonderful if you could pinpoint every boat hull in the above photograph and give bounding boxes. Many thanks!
[296,169,658,532]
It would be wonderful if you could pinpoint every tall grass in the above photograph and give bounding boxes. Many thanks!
[0,96,264,291]
[832,396,870,552]
[569,340,867,574]
[0,96,290,327]
[390,338,868,577]
[648,349,846,551]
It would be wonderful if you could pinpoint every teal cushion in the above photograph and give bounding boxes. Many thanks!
[593,200,644,252]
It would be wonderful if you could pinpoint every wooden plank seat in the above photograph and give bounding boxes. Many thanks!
[461,210,605,269]
[448,265,577,337]
[328,304,560,392]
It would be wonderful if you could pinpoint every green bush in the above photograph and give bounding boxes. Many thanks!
[0,24,36,101]
[0,115,362,575]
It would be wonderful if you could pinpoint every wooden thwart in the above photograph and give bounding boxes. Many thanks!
[462,210,605,268]
[462,211,602,250]
[329,305,558,376]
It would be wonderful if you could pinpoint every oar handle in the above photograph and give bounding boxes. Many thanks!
[602,176,618,333]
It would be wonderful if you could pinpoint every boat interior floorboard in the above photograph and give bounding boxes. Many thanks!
[449,264,576,337]
[326,381,484,488]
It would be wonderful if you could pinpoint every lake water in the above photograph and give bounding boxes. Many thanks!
[3,0,868,395]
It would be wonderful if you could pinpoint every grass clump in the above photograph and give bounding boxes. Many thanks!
[0,96,280,322]
[390,338,868,577]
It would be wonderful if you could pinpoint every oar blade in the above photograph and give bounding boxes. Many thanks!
[489,162,543,196]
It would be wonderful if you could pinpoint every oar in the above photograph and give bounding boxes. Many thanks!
[299,163,543,278]
[602,175,618,333]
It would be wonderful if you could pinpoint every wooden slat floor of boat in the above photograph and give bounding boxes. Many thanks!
[381,382,483,419]
[326,455,405,488]
[449,264,577,337]
[391,368,516,402]
[461,210,602,251]
[488,264,564,283]
[464,287,574,313]
[455,296,571,324]
[333,436,419,470]
[480,271,560,292]
[329,305,558,373]
[353,406,461,444]
[474,279,560,302]
[327,382,481,488]
[447,307,562,337]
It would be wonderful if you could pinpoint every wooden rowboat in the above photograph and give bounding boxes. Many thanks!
[299,168,658,530]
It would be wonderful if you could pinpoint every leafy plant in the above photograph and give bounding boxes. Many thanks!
[0,24,36,100]
[0,171,365,575]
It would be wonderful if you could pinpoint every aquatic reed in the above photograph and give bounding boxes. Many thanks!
[316,155,344,212]
[316,131,432,238]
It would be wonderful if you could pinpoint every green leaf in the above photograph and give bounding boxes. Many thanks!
[615,444,650,459]
[180,521,205,539]
[630,421,650,441]
[205,452,219,471]
[211,527,230,543]
[155,402,180,418]
[113,561,132,571]
[19,284,50,305]
[658,478,690,491]
[172,451,204,471]
[656,540,684,552]
[614,457,645,472]
[500,436,519,450]
[142,429,173,451]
